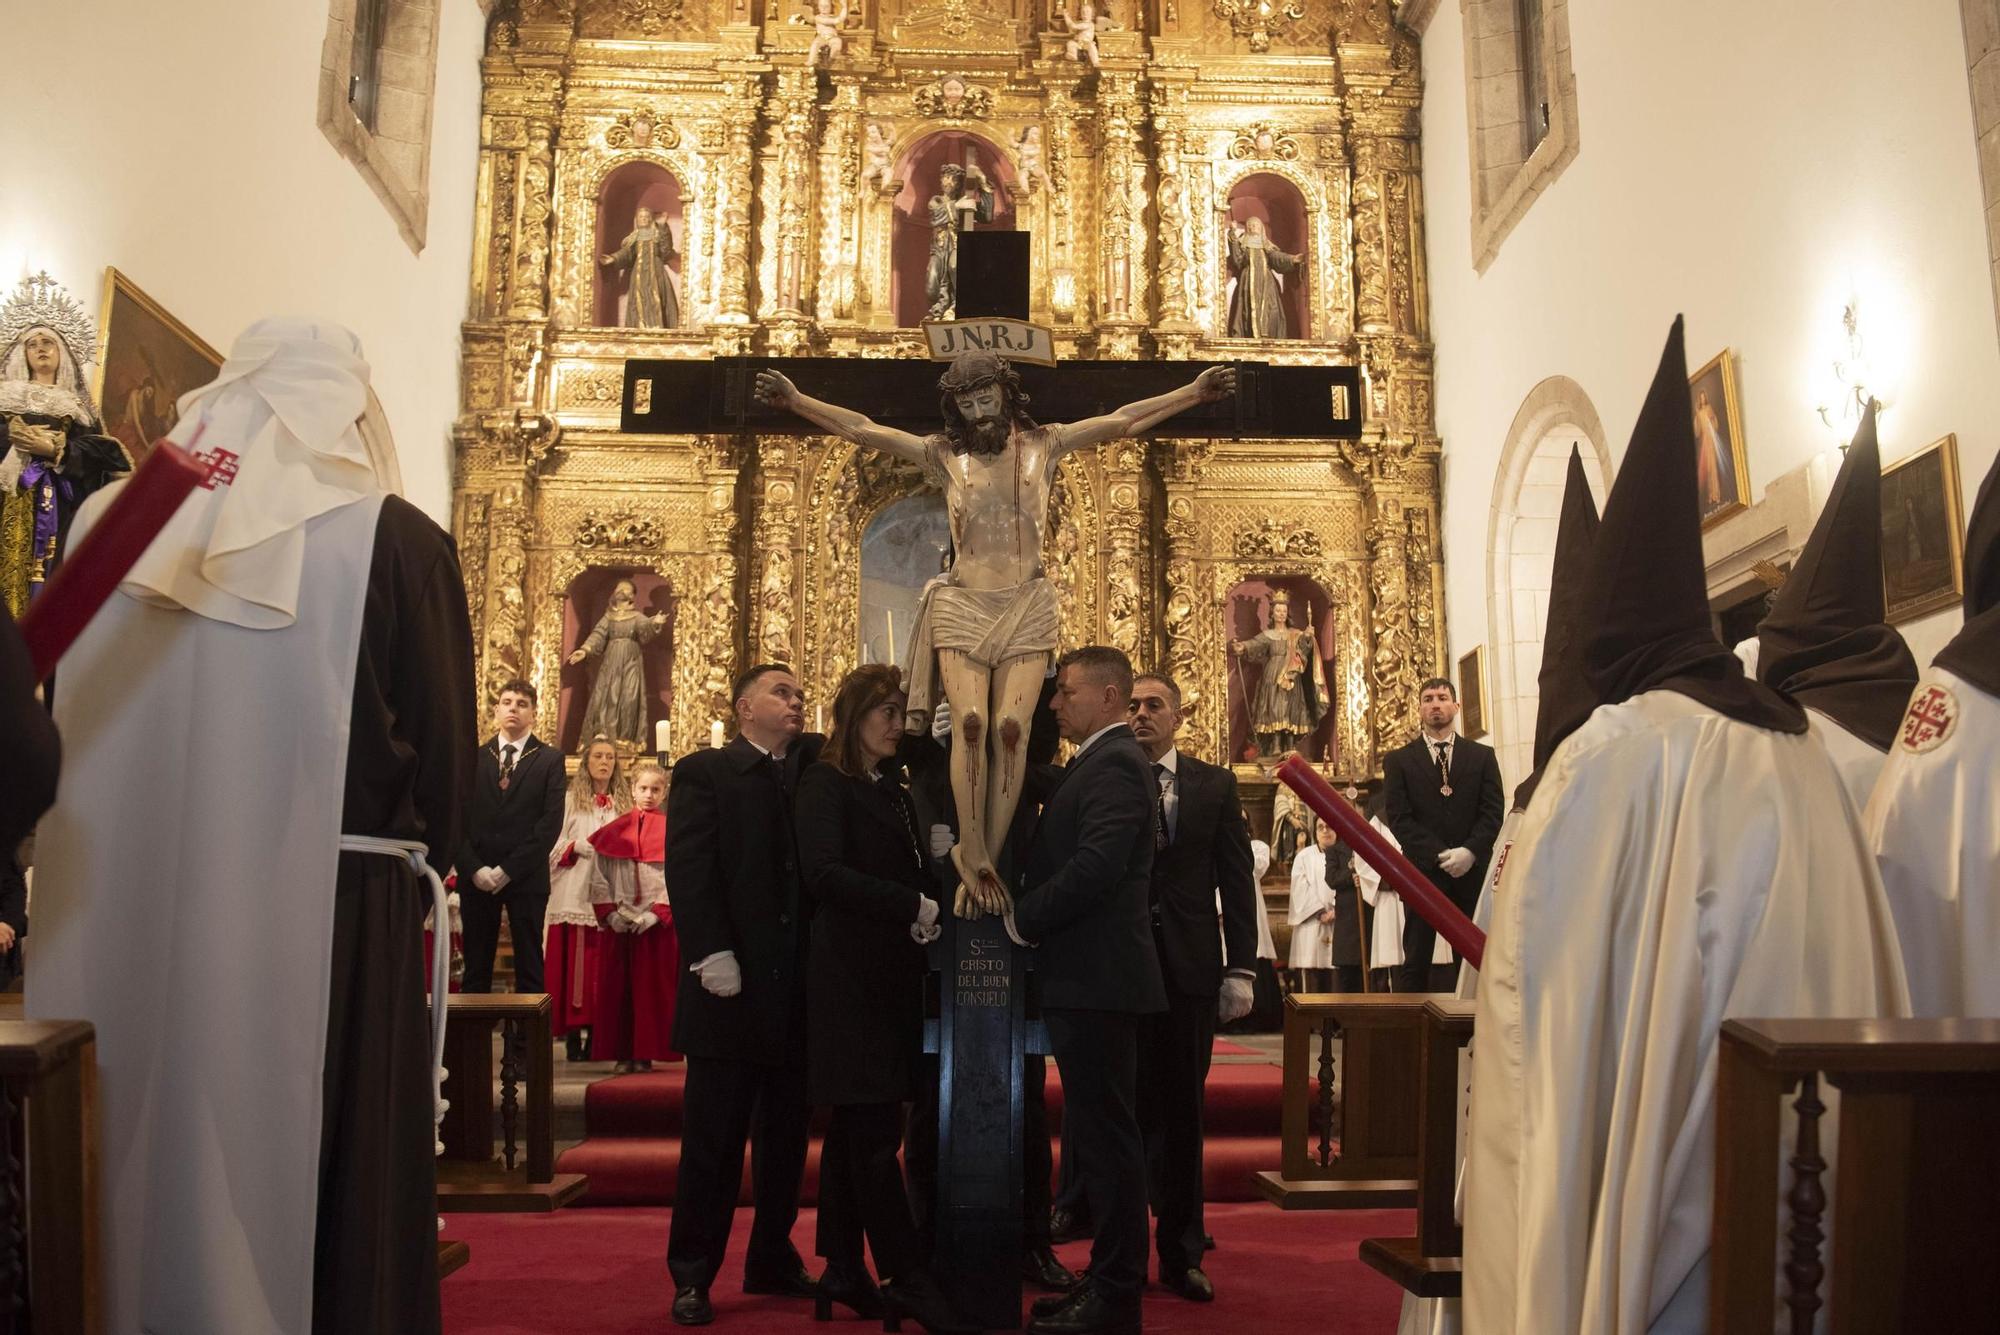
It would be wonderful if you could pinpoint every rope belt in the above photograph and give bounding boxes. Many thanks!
[338,835,451,1153]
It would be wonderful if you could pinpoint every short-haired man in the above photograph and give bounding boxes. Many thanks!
[1381,678,1504,992]
[1126,673,1257,1303]
[458,678,567,994]
[1014,646,1166,1335]
[665,663,823,1325]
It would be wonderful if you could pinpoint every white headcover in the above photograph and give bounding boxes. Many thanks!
[124,317,401,629]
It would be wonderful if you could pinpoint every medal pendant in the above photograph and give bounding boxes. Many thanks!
[499,776,511,791]
[1440,783,1452,797]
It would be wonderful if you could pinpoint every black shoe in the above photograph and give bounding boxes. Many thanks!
[1161,1267,1215,1303]
[1047,1206,1094,1245]
[1022,1247,1080,1293]
[671,1286,714,1326]
[744,1263,818,1300]
[1026,1283,1139,1335]
[564,1030,587,1062]
[879,1269,980,1334]
[815,1262,883,1320]
[1029,1280,1087,1320]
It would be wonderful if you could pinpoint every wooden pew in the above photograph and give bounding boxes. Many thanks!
[1711,1017,2000,1335]
[1359,997,1475,1299]
[0,1019,98,1335]
[437,993,587,1212]
[1255,993,1431,1210]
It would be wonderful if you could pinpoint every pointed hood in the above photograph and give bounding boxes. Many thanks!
[1514,446,1602,810]
[1934,445,2000,696]
[1580,317,1806,732]
[1754,403,1919,749]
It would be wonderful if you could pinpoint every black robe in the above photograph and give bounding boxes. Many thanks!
[316,496,475,1335]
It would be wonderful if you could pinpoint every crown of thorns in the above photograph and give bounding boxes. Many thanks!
[937,350,1015,395]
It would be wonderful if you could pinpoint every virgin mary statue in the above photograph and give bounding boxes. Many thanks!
[0,275,133,616]
[567,579,666,746]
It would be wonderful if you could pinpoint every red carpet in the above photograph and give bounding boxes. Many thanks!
[559,1060,1288,1207]
[441,1202,1409,1333]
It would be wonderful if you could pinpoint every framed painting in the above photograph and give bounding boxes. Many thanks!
[93,268,222,466]
[1880,433,1966,625]
[1457,644,1489,740]
[1689,348,1751,529]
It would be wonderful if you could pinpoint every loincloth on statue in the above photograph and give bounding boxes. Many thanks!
[904,576,1061,718]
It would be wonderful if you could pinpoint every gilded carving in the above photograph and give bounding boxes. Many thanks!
[575,509,666,550]
[512,120,556,318]
[912,77,995,121]
[1233,518,1324,559]
[1227,122,1300,161]
[606,108,680,150]
[1212,0,1305,51]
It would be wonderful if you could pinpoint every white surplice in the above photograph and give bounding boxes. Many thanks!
[1287,844,1336,969]
[1354,816,1451,970]
[28,488,386,1335]
[1463,689,1909,1334]
[1224,839,1279,962]
[1864,667,2000,1017]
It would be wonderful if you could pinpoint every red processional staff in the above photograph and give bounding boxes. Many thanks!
[1276,753,1487,971]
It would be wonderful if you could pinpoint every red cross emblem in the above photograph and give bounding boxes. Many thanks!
[1899,684,1958,754]
[191,447,241,490]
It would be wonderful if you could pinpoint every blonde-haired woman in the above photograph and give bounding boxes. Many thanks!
[548,736,627,1059]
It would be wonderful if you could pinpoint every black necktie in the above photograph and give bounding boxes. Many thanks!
[1153,762,1172,851]
[500,742,517,790]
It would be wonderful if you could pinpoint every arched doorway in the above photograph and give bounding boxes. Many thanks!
[1485,376,1610,785]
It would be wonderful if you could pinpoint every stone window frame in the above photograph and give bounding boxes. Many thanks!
[1961,0,2000,339]
[317,0,448,253]
[1445,0,1580,273]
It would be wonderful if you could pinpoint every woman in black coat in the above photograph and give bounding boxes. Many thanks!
[796,664,969,1333]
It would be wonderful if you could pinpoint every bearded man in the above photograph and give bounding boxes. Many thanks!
[754,352,1233,916]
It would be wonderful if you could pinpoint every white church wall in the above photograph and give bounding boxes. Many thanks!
[2,0,487,523]
[1419,0,2000,776]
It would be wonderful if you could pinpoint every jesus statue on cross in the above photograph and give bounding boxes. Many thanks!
[756,351,1235,916]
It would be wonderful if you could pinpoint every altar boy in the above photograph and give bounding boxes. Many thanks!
[589,760,680,1068]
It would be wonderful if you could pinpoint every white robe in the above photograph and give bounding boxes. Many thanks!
[1807,706,1891,815]
[1864,667,2000,1017]
[1287,844,1336,969]
[1224,839,1280,962]
[29,490,385,1335]
[548,799,622,929]
[1354,816,1451,970]
[1463,690,1910,1334]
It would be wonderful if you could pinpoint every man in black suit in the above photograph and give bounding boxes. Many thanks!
[1382,677,1505,992]
[665,663,823,1326]
[1013,646,1165,1335]
[457,678,566,994]
[1125,673,1257,1303]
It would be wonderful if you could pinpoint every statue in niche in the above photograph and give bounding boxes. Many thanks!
[0,276,132,617]
[599,205,680,328]
[801,0,850,66]
[566,578,667,747]
[862,123,893,189]
[924,164,994,320]
[1225,215,1304,339]
[1270,784,1309,867]
[1055,0,1108,66]
[754,350,1235,918]
[1232,587,1326,758]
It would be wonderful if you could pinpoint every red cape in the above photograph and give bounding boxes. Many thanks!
[588,807,666,861]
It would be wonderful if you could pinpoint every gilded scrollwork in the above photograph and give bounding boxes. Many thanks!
[575,509,666,550]
[1233,518,1324,559]
[912,76,995,121]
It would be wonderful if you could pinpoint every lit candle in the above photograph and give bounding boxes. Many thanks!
[654,719,672,753]
[815,703,824,734]
[710,719,726,749]
[885,607,897,669]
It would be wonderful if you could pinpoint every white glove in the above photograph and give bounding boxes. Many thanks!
[1218,973,1255,1024]
[633,910,660,934]
[911,921,943,944]
[930,700,953,742]
[473,865,508,893]
[697,952,743,997]
[606,912,633,933]
[916,894,940,928]
[1438,846,1475,879]
[928,824,956,859]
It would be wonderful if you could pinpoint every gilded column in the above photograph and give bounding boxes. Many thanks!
[713,78,761,331]
[680,435,748,755]
[1148,79,1197,350]
[1093,75,1145,353]
[750,440,803,666]
[1100,441,1149,659]
[1043,87,1079,325]
[1365,493,1420,755]
[510,116,556,319]
[1159,440,1214,761]
[818,77,864,323]
[767,71,818,348]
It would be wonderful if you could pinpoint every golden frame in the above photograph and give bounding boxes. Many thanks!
[1456,643,1489,740]
[1880,432,1966,625]
[92,267,222,465]
[1689,347,1751,530]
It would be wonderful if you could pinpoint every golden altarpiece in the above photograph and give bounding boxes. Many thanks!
[452,0,1443,786]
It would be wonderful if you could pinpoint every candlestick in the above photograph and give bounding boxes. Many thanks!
[885,607,897,668]
[710,719,726,749]
[19,441,205,680]
[1275,755,1486,969]
[655,718,672,753]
